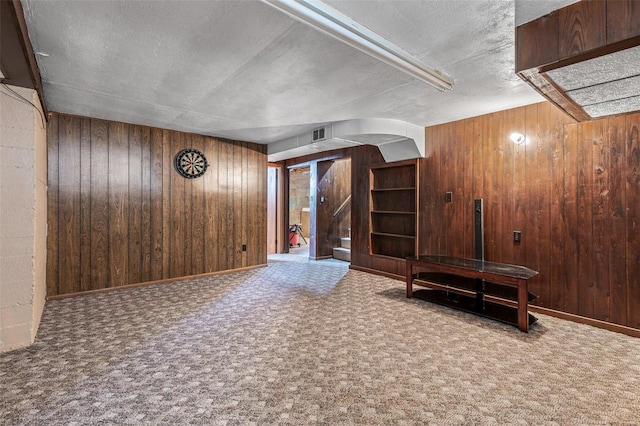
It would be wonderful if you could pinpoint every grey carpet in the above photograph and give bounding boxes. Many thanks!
[1,252,639,425]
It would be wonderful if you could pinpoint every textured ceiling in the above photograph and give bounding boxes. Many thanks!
[547,45,640,118]
[22,0,577,147]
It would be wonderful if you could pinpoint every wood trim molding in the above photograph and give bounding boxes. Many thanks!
[537,34,640,74]
[283,147,352,168]
[283,166,290,254]
[267,162,286,253]
[46,264,268,301]
[310,255,333,260]
[529,306,640,338]
[48,259,640,338]
[369,158,417,170]
[517,70,589,122]
[349,264,404,282]
[3,0,48,117]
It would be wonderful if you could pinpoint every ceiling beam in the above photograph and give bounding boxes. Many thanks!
[0,0,48,118]
[515,0,640,122]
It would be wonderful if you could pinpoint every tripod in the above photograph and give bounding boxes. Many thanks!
[296,225,308,245]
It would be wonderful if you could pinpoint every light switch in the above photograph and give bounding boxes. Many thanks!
[445,192,452,203]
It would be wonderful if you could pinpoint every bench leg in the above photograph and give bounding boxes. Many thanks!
[517,279,528,332]
[406,260,413,298]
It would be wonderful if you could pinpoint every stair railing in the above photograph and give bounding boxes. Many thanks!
[332,194,351,218]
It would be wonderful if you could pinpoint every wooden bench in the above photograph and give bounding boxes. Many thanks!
[406,255,539,332]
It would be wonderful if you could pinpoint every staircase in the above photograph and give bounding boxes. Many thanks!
[332,236,351,262]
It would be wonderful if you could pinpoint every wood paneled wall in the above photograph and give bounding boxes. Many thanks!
[351,102,640,330]
[417,102,570,307]
[47,112,267,296]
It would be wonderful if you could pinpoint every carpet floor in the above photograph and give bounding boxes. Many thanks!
[1,252,640,425]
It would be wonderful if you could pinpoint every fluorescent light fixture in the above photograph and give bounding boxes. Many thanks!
[262,0,453,92]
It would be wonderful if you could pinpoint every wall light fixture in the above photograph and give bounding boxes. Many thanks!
[510,132,526,145]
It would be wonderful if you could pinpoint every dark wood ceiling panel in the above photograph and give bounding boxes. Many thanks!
[0,0,47,115]
[558,0,606,59]
[516,0,640,122]
[607,0,640,43]
[515,11,559,72]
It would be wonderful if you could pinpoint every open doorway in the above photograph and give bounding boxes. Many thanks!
[282,158,351,262]
[288,166,311,256]
[269,155,351,261]
[315,158,351,262]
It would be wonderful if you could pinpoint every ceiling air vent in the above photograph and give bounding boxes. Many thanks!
[312,127,326,141]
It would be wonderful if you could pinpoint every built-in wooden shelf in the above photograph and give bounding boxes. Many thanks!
[371,232,416,239]
[371,187,416,192]
[371,210,416,215]
[369,160,418,260]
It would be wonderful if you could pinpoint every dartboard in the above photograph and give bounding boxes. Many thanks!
[174,148,208,179]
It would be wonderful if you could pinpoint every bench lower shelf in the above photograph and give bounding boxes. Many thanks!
[411,288,538,328]
[414,272,538,303]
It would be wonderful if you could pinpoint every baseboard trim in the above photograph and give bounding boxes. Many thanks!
[46,264,268,301]
[48,263,640,338]
[528,306,640,338]
[310,255,333,260]
[349,264,404,281]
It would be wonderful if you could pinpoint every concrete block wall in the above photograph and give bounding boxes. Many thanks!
[0,85,47,352]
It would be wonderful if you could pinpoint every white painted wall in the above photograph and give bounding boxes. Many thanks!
[0,85,47,353]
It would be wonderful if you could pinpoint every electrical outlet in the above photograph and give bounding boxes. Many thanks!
[513,231,522,243]
[445,192,453,203]
[242,244,247,252]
